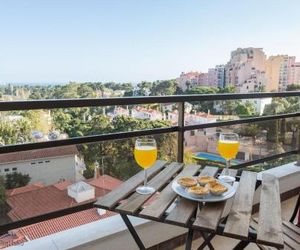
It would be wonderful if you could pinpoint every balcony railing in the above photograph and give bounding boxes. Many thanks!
[1,91,300,234]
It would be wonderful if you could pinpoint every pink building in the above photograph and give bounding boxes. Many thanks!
[197,70,217,87]
[177,71,201,91]
[225,48,267,92]
[289,62,300,85]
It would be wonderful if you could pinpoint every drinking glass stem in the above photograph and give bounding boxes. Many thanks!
[225,160,230,176]
[144,169,148,187]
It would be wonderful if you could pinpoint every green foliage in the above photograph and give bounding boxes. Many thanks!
[237,124,259,138]
[56,114,176,180]
[218,86,236,93]
[151,80,177,96]
[243,155,298,173]
[0,119,33,145]
[234,101,256,116]
[184,151,197,164]
[185,86,219,95]
[5,172,31,189]
[286,84,300,91]
[184,86,218,113]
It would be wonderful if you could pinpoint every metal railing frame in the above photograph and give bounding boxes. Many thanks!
[1,91,300,233]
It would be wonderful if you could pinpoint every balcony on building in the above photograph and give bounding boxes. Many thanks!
[0,92,300,250]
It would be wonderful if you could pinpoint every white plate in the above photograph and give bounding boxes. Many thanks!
[172,180,236,203]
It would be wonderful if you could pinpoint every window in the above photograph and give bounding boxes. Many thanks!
[190,131,195,136]
[4,168,9,172]
[38,161,43,164]
[31,162,36,165]
[45,160,50,163]
[12,167,17,171]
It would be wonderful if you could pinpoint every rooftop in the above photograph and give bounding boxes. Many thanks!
[6,175,122,221]
[0,208,116,249]
[0,145,79,164]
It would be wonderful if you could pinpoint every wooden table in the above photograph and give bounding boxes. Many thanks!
[94,161,284,250]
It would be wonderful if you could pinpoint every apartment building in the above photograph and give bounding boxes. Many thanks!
[289,62,300,85]
[225,48,267,92]
[266,55,297,91]
[176,71,200,91]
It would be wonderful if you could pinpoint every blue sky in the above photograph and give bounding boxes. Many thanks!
[0,0,300,83]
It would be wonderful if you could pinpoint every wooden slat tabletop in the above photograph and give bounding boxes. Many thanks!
[116,162,183,214]
[257,174,284,248]
[165,166,218,226]
[193,169,238,231]
[94,161,284,248]
[95,160,167,209]
[140,164,200,219]
[223,170,257,240]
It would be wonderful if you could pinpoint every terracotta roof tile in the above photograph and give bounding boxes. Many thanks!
[0,209,116,249]
[2,174,122,248]
[0,232,26,249]
[0,145,79,164]
[6,175,122,221]
[53,180,73,190]
[87,175,122,190]
[6,182,44,197]
[19,208,116,240]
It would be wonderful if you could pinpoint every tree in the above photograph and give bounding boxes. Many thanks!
[5,172,31,189]
[137,81,153,96]
[286,84,300,91]
[185,86,218,113]
[234,101,256,116]
[77,116,177,180]
[151,80,177,96]
[218,86,236,93]
[0,119,33,145]
[261,98,290,144]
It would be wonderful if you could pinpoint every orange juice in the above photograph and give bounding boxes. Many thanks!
[217,140,239,160]
[134,146,157,169]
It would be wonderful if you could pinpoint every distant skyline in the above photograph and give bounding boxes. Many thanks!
[1,0,300,83]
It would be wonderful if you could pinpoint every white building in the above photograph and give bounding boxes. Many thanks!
[131,107,163,120]
[185,112,216,125]
[0,145,85,185]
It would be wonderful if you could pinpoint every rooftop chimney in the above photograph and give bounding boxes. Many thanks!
[94,161,100,179]
[67,181,95,203]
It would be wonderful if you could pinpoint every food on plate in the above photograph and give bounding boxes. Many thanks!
[197,175,216,186]
[187,186,210,198]
[206,181,228,196]
[177,177,197,188]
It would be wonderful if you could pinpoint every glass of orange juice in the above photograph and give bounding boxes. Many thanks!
[134,138,157,194]
[217,133,239,183]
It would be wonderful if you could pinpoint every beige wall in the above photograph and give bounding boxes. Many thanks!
[266,56,282,91]
[0,155,76,185]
